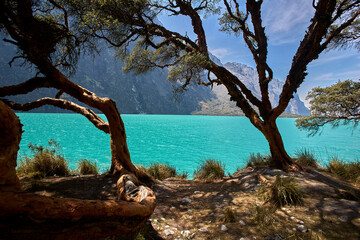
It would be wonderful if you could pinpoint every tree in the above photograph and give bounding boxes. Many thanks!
[70,0,360,170]
[296,80,360,136]
[0,0,155,238]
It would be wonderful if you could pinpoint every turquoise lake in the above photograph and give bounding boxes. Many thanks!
[16,113,359,177]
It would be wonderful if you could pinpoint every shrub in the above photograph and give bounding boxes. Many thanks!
[77,159,99,175]
[17,140,70,178]
[246,153,273,168]
[295,148,319,168]
[194,159,225,180]
[135,164,187,180]
[223,207,236,223]
[260,175,303,207]
[327,157,360,183]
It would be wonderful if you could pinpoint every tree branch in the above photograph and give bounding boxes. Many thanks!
[2,98,109,134]
[0,77,55,97]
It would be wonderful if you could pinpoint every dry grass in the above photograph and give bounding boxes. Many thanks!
[326,157,360,184]
[17,140,70,178]
[137,163,187,180]
[194,159,225,180]
[246,153,273,168]
[77,159,99,175]
[295,148,319,168]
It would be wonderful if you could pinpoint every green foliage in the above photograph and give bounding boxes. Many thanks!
[194,159,225,180]
[77,159,99,175]
[223,207,236,223]
[17,140,70,178]
[246,153,273,168]
[259,175,303,207]
[295,148,319,168]
[296,80,360,136]
[327,157,360,183]
[137,163,187,181]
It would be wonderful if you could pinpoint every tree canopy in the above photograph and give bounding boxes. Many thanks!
[68,0,360,170]
[296,80,360,136]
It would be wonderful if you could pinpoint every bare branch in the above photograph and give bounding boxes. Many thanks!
[0,77,55,97]
[2,98,109,134]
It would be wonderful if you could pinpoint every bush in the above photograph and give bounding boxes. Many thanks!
[246,153,273,168]
[77,159,99,175]
[260,175,303,207]
[17,140,70,178]
[142,163,187,180]
[254,206,276,227]
[194,159,225,180]
[327,157,360,183]
[295,148,319,168]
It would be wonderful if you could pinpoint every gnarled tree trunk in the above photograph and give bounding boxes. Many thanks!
[0,101,156,239]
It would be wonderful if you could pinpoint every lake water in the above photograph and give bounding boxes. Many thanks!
[16,113,359,177]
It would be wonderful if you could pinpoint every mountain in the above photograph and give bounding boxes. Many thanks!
[0,41,309,116]
[0,42,214,114]
[193,61,310,116]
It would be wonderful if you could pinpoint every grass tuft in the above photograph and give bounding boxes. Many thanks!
[254,205,276,227]
[295,148,319,168]
[194,159,225,180]
[223,207,236,223]
[77,159,99,175]
[17,140,70,178]
[260,175,303,207]
[137,163,187,180]
[246,153,273,168]
[327,157,360,183]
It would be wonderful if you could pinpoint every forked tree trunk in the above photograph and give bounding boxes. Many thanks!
[0,101,156,239]
[261,119,300,171]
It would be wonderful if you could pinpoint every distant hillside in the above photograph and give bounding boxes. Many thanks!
[193,61,310,116]
[0,42,214,114]
[1,42,309,116]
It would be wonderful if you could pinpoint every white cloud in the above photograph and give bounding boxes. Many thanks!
[309,51,358,67]
[263,0,315,45]
[312,73,335,81]
[209,48,231,59]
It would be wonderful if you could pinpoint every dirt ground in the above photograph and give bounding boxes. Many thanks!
[21,167,360,240]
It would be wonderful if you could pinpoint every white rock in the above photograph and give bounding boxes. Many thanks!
[221,225,228,231]
[297,224,307,232]
[181,230,191,237]
[239,238,250,240]
[188,209,193,212]
[239,219,246,225]
[340,215,348,222]
[298,220,304,224]
[198,227,209,232]
[281,207,286,211]
[290,216,295,220]
[164,229,175,236]
[160,217,166,221]
[165,225,170,228]
[245,210,252,215]
[182,197,192,203]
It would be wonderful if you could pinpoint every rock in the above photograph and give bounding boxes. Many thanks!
[245,210,252,215]
[161,217,166,221]
[187,209,193,212]
[297,224,307,232]
[290,216,295,220]
[239,219,246,225]
[298,220,304,224]
[190,233,196,239]
[198,227,209,232]
[181,230,191,237]
[182,197,192,203]
[164,229,175,236]
[340,215,348,222]
[165,225,170,228]
[239,238,250,240]
[221,225,228,231]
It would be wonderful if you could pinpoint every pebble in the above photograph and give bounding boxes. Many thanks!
[281,207,286,211]
[165,225,170,228]
[164,229,175,236]
[221,225,228,231]
[298,220,304,224]
[239,219,246,225]
[181,230,191,237]
[182,197,192,203]
[198,227,209,232]
[290,216,295,220]
[240,238,250,240]
[245,210,252,215]
[187,209,193,212]
[190,233,196,239]
[297,224,307,232]
[160,217,166,221]
[340,215,348,222]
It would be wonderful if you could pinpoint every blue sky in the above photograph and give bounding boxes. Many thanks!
[158,0,360,106]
